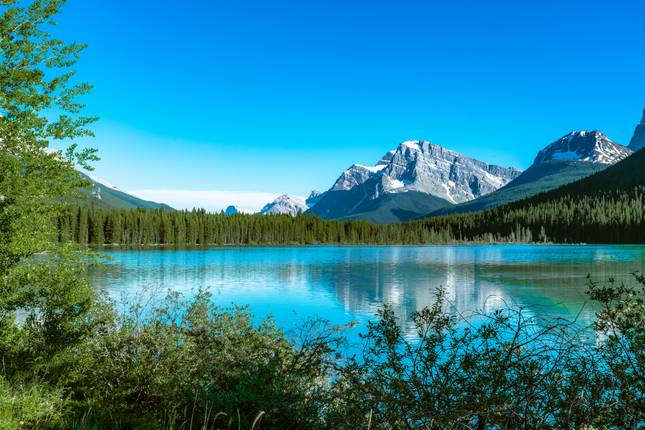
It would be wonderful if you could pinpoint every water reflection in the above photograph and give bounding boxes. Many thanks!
[88,245,645,334]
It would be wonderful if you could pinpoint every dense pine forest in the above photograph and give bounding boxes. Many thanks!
[418,185,644,244]
[58,207,452,245]
[60,187,643,246]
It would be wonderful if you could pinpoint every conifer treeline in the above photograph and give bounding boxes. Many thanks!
[420,186,645,244]
[58,207,456,246]
[59,185,644,245]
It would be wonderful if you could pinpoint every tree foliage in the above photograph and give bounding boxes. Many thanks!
[0,0,99,426]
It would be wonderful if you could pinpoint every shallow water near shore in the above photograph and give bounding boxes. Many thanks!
[87,245,645,338]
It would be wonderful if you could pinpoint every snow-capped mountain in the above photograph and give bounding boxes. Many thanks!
[327,140,521,204]
[309,140,521,222]
[533,131,632,165]
[225,191,324,217]
[628,109,645,152]
[371,141,522,204]
[432,130,632,217]
[259,194,309,216]
[224,205,254,215]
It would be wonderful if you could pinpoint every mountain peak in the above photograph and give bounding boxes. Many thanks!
[259,194,308,216]
[224,205,253,215]
[533,131,631,165]
[326,139,522,205]
[628,108,645,151]
[306,190,325,207]
[378,140,522,203]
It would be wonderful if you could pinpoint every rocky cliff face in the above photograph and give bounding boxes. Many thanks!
[368,141,522,204]
[628,109,645,152]
[330,150,394,192]
[327,140,521,205]
[305,190,325,207]
[533,131,632,165]
[309,140,522,221]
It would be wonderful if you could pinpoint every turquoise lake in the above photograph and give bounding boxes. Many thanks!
[88,245,645,336]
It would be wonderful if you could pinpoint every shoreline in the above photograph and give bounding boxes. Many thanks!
[85,242,645,251]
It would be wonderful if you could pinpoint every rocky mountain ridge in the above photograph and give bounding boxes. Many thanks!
[429,130,633,217]
[533,131,631,165]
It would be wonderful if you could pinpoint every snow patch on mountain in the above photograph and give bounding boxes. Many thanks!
[89,175,121,191]
[401,140,421,150]
[533,131,632,165]
[356,163,387,173]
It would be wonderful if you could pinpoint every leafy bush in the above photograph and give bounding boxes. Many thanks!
[325,273,643,430]
[63,290,342,429]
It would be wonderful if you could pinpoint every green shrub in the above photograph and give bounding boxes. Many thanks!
[326,274,644,429]
[65,290,342,429]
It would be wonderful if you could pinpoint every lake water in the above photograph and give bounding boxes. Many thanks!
[88,245,645,337]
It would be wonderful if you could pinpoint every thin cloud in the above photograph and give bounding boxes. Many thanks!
[128,189,281,212]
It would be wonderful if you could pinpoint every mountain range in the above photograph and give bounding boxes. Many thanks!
[222,191,323,216]
[431,130,632,217]
[81,108,644,224]
[307,141,521,223]
[422,146,645,244]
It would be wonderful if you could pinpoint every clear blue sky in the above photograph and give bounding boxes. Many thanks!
[56,0,645,209]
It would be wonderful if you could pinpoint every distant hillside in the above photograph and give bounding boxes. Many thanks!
[339,191,452,224]
[77,172,173,211]
[418,149,645,244]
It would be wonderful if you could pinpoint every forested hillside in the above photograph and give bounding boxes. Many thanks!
[76,172,173,210]
[417,148,645,244]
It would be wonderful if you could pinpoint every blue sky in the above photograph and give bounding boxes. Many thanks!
[56,0,645,210]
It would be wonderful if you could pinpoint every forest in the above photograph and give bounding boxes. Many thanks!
[61,183,645,246]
